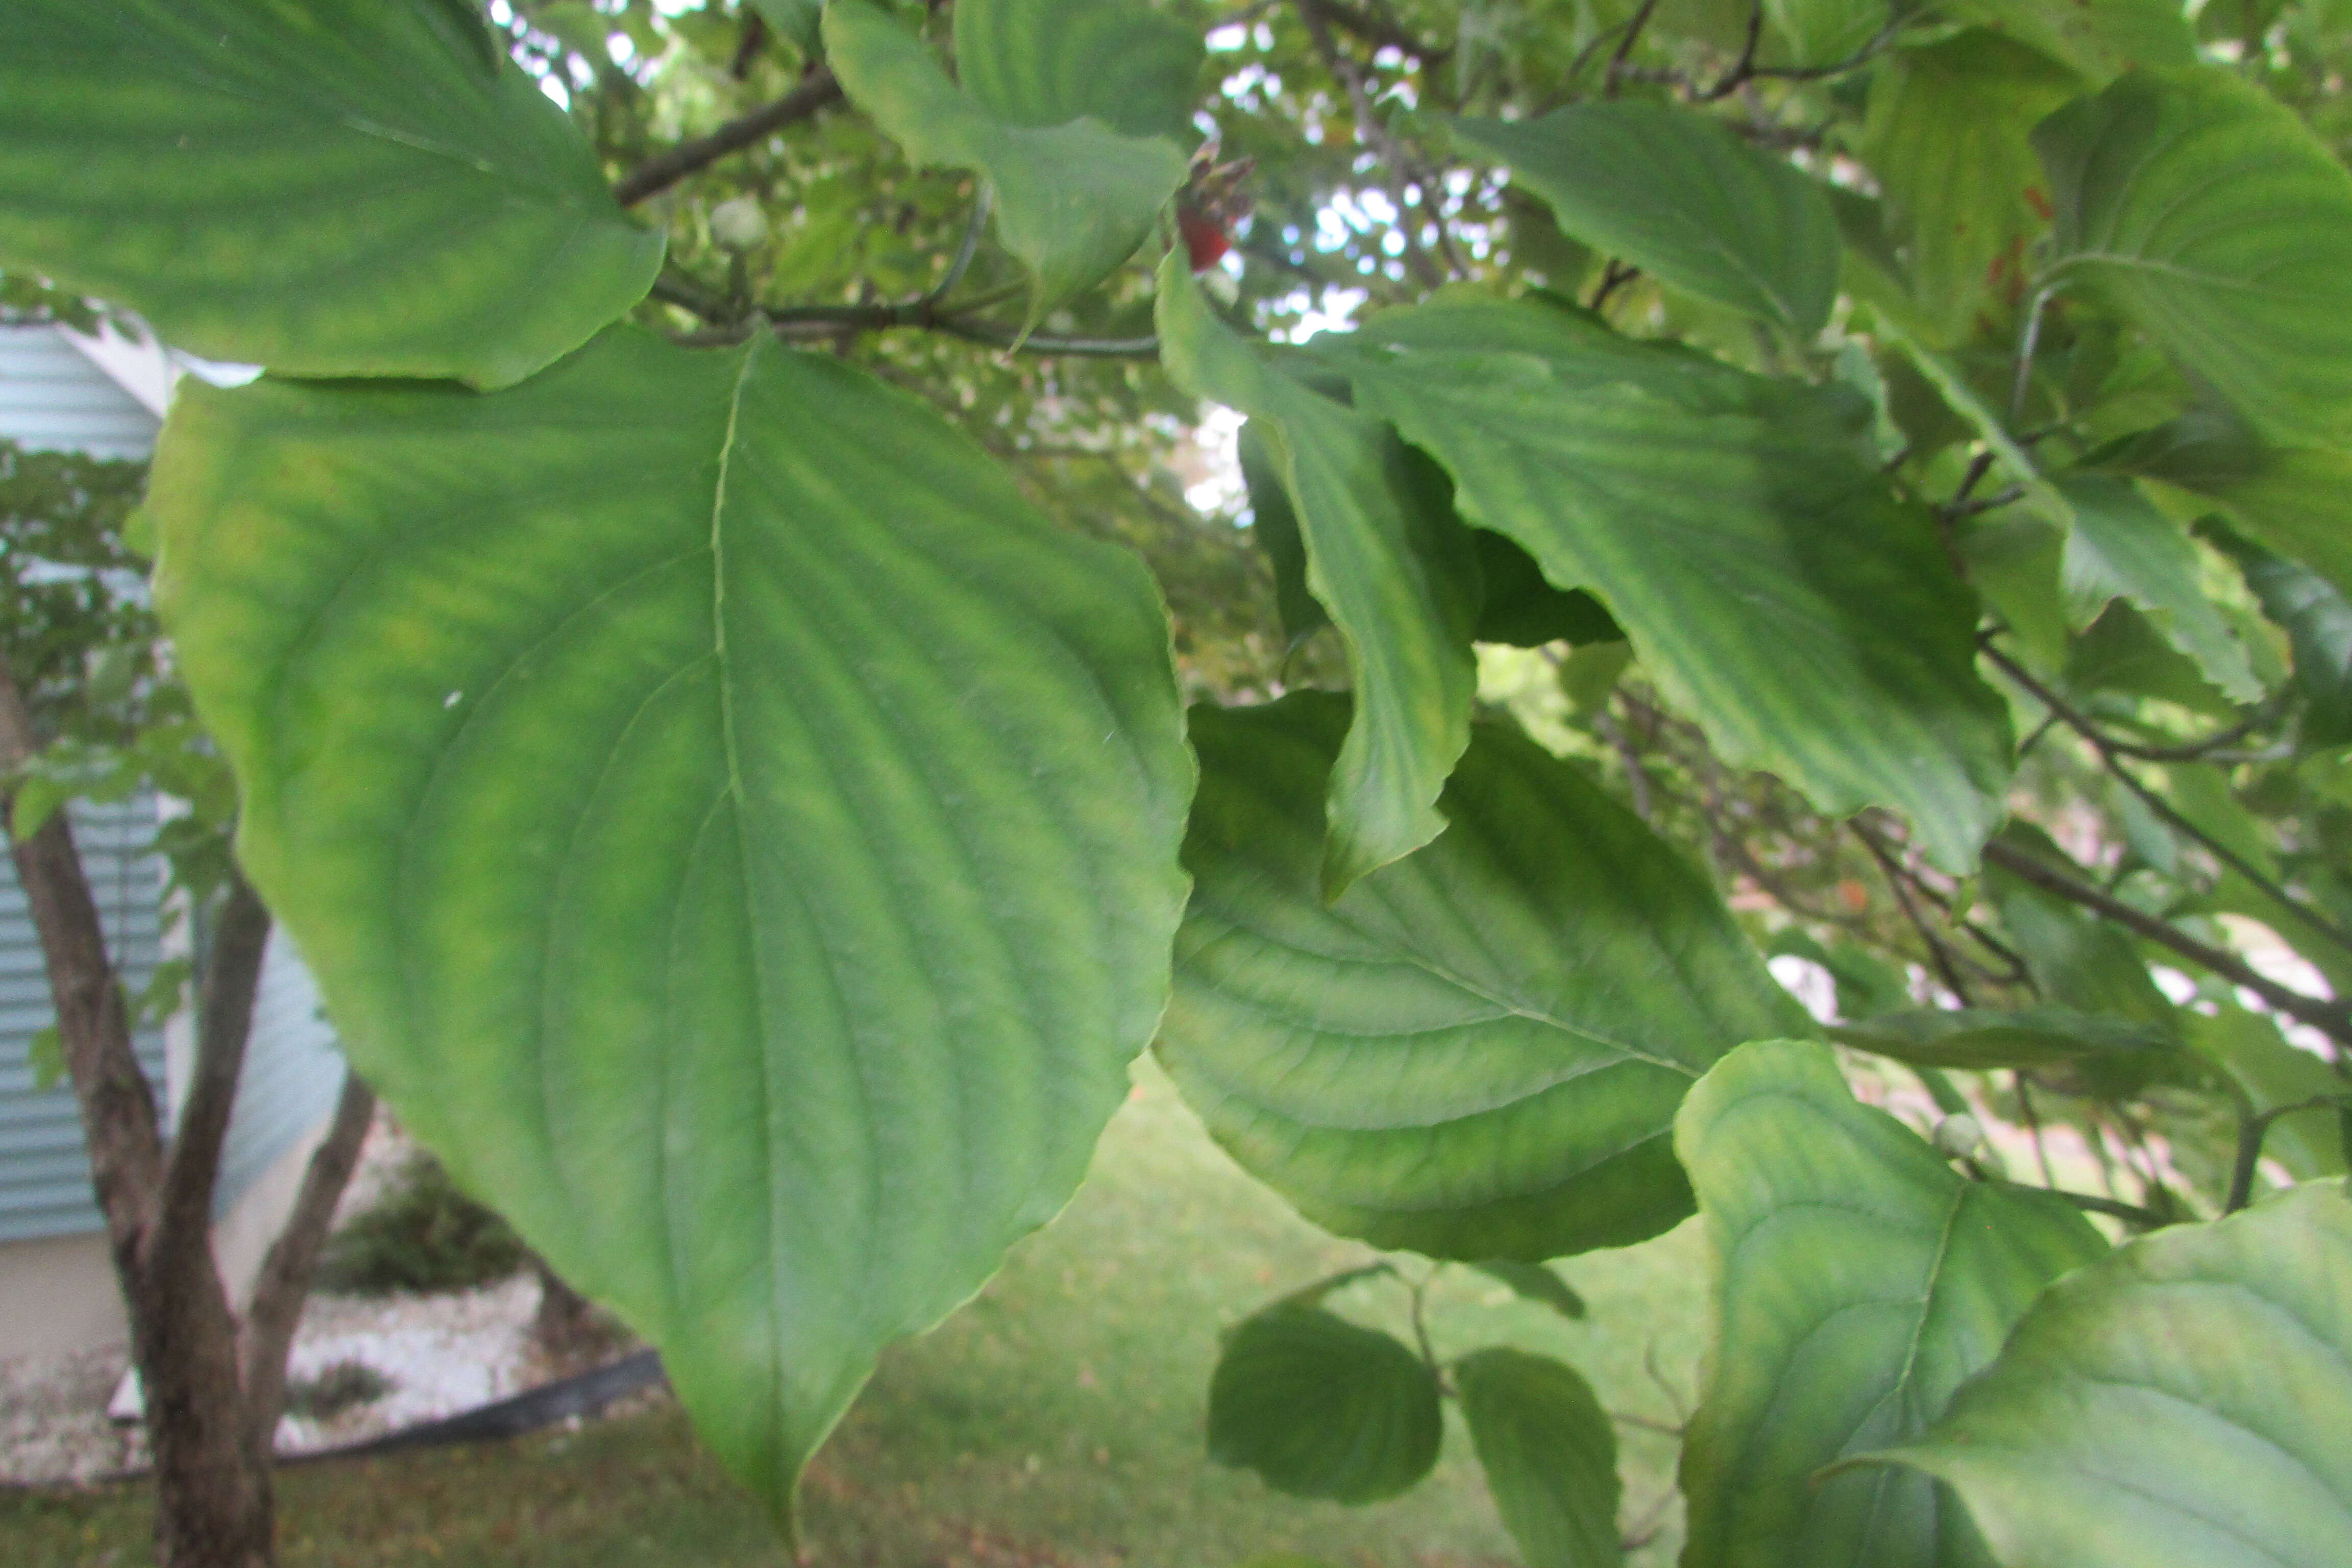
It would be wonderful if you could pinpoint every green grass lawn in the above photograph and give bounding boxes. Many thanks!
[6,1062,1706,1567]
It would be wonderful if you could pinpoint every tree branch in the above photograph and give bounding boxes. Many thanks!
[1980,837,2352,1051]
[155,871,270,1267]
[239,1070,377,1459]
[1980,642,2351,954]
[0,660,164,1243]
[612,66,842,207]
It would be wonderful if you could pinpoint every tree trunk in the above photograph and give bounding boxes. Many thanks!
[0,661,370,1568]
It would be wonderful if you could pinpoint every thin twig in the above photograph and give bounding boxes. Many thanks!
[1980,643,2351,954]
[1605,0,1666,97]
[1995,1179,2169,1230]
[2226,1092,2351,1211]
[1854,821,1974,1004]
[1296,0,1448,286]
[613,66,842,206]
[922,187,993,307]
[1980,838,2352,1052]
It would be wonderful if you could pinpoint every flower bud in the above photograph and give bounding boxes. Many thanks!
[1932,1113,1986,1159]
[709,197,767,251]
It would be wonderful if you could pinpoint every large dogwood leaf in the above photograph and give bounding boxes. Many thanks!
[1870,1181,2352,1568]
[1325,299,2014,873]
[1158,695,1804,1261]
[1158,258,1478,894]
[1455,105,1840,339]
[0,0,660,387]
[826,0,1193,317]
[149,327,1193,1524]
[2037,68,2352,446]
[1676,1040,2109,1568]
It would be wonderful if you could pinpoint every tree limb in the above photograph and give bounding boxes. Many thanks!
[0,660,164,1241]
[1980,837,2352,1051]
[155,871,271,1274]
[613,66,842,207]
[239,1070,378,1459]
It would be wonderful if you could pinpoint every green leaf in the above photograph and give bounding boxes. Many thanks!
[750,0,824,54]
[1455,1349,1623,1568]
[1454,105,1840,339]
[1157,260,1479,894]
[1676,1039,2110,1568]
[1468,1259,1587,1320]
[1330,298,2014,873]
[1238,421,1325,644]
[1830,1004,2176,1070]
[1157,694,1805,1261]
[0,0,662,388]
[1872,315,2071,526]
[1765,0,1887,68]
[1471,530,1624,649]
[2064,600,2237,718]
[26,1024,63,1093]
[1945,0,2194,82]
[1207,1303,1442,1504]
[149,326,1193,1524]
[953,0,1203,145]
[1860,31,2079,344]
[1867,1180,2352,1568]
[2036,68,2352,447]
[1986,827,2181,1031]
[2209,522,2352,752]
[824,0,1191,317]
[2058,474,2259,702]
[2188,1004,2345,1184]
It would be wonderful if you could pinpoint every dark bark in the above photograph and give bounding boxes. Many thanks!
[0,660,368,1566]
[239,1072,377,1462]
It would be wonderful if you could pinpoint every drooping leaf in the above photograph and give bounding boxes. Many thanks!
[1469,1259,1587,1320]
[1158,695,1806,1261]
[0,0,663,388]
[149,326,1193,1523]
[2058,473,2259,702]
[953,0,1203,144]
[1453,105,1840,339]
[1455,1349,1623,1568]
[1207,1303,1442,1504]
[824,0,1191,318]
[1328,298,2014,873]
[1830,1004,2176,1070]
[1676,1039,2110,1568]
[1158,259,1479,894]
[1867,1180,2352,1568]
[2208,522,2352,752]
[2036,68,2352,447]
[1860,30,2078,344]
[1238,420,1325,643]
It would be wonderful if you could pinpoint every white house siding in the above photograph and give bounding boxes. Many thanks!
[0,801,169,1242]
[0,321,348,1355]
[0,325,159,459]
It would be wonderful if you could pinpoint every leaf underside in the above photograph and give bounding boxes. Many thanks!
[1159,694,1804,1262]
[150,326,1193,1522]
